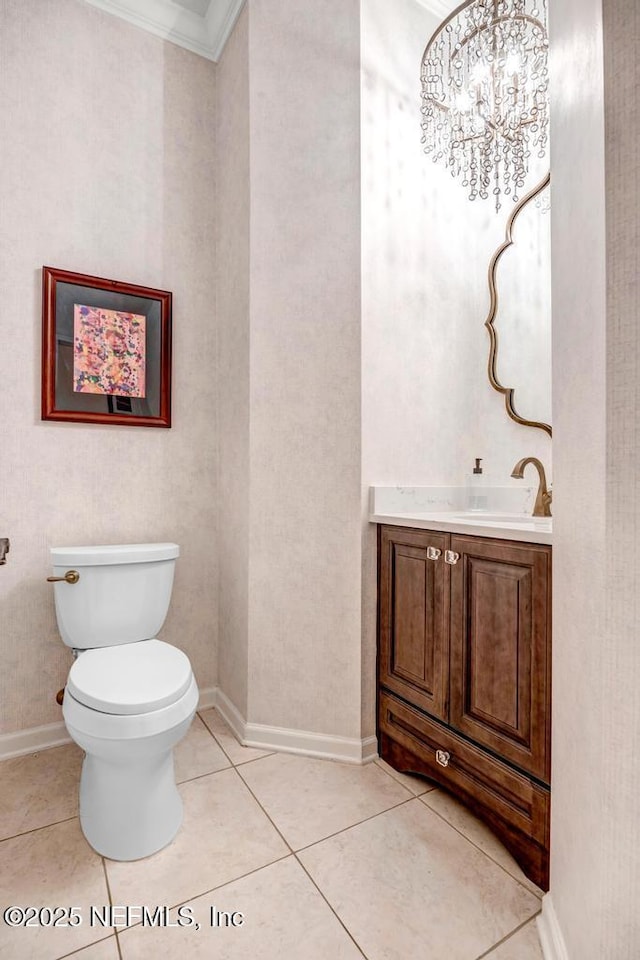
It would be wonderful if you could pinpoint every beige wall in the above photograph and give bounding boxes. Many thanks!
[216,0,363,738]
[0,0,218,735]
[550,0,640,955]
[601,0,640,949]
[247,0,362,736]
[216,4,250,718]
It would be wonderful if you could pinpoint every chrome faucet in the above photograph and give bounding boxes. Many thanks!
[510,458,552,518]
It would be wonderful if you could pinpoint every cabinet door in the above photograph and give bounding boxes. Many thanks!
[449,536,551,782]
[378,526,449,722]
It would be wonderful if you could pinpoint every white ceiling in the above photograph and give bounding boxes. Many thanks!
[81,0,458,64]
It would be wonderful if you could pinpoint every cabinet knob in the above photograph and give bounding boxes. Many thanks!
[435,749,451,768]
[427,547,442,561]
[445,551,460,565]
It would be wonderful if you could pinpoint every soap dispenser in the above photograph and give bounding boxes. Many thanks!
[467,459,488,512]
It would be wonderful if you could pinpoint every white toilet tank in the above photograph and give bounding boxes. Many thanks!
[49,543,179,649]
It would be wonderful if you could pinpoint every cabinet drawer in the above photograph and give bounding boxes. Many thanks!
[379,690,549,847]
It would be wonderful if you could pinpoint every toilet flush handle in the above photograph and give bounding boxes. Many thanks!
[46,570,80,584]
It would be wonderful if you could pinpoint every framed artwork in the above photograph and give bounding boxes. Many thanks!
[42,266,172,428]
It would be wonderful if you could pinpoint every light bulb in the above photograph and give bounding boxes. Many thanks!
[471,62,491,85]
[455,91,473,112]
[505,52,522,74]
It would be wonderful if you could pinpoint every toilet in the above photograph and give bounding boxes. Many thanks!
[49,542,198,861]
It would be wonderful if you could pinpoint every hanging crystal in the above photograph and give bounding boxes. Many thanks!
[420,0,549,212]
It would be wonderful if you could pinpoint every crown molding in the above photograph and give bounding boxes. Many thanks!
[82,0,246,62]
[205,0,246,60]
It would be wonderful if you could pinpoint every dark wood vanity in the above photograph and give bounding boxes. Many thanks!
[377,523,551,890]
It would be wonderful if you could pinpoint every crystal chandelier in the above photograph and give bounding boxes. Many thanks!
[420,0,549,211]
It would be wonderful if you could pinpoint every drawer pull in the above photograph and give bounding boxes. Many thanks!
[445,551,460,565]
[435,749,451,768]
[427,547,441,561]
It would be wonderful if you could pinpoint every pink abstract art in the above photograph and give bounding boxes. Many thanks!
[73,305,146,397]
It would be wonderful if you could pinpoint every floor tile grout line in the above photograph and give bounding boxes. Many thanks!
[285,786,542,957]
[113,767,419,936]
[373,761,543,899]
[175,755,277,787]
[53,932,116,960]
[231,765,298,855]
[233,760,421,857]
[104,761,413,938]
[418,795,544,900]
[293,853,370,960]
[113,853,293,934]
[107,761,296,938]
[0,715,272,841]
[232,753,277,767]
[176,710,275,786]
[473,910,543,959]
[229,746,372,959]
[4,722,540,958]
[0,813,79,845]
[176,764,233,785]
[0,755,418,852]
[196,709,236,766]
[197,709,276,768]
[100,856,124,960]
[292,794,418,856]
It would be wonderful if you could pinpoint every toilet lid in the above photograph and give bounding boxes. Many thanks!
[67,639,193,716]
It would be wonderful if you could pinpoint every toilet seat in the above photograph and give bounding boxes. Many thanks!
[67,639,192,716]
[63,675,199,741]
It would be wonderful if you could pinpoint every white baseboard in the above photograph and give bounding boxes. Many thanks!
[197,685,218,711]
[0,721,72,761]
[212,687,247,742]
[0,685,223,761]
[537,893,570,960]
[214,688,378,764]
[0,686,378,766]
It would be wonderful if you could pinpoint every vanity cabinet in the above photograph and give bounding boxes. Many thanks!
[378,524,551,889]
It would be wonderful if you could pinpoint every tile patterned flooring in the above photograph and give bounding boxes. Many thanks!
[0,710,544,960]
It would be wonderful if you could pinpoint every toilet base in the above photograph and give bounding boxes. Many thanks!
[79,750,183,861]
[65,710,194,861]
[63,678,198,861]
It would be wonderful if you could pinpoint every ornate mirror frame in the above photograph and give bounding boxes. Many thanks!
[484,172,552,437]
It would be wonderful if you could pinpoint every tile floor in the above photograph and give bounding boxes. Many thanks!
[0,710,545,960]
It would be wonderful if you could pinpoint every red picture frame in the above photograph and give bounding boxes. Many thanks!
[42,266,172,428]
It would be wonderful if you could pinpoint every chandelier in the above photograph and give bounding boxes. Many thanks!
[420,0,549,211]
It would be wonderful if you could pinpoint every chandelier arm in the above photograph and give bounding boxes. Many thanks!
[460,132,490,144]
[451,14,548,59]
[424,105,541,136]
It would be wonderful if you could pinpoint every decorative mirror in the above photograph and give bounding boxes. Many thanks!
[484,173,552,436]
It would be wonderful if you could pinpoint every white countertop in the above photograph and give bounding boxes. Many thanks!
[369,487,552,545]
